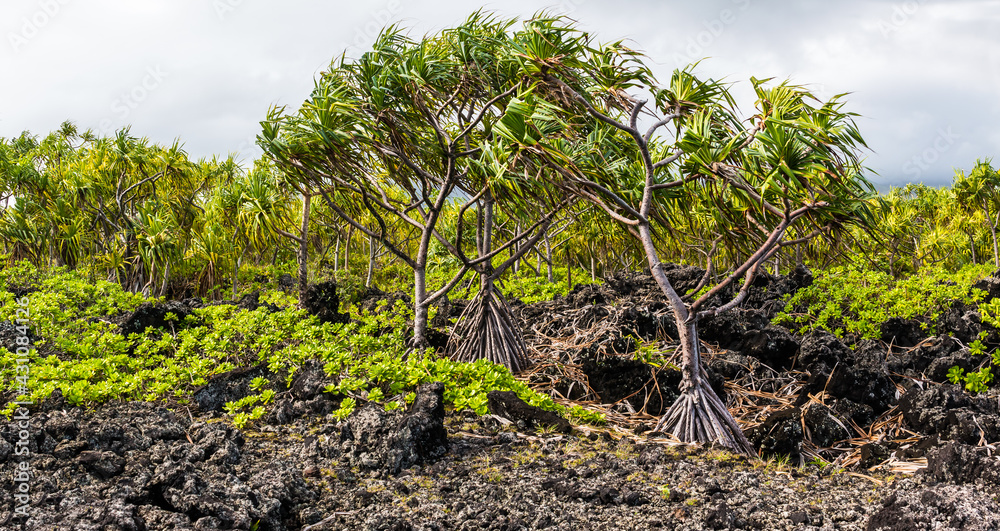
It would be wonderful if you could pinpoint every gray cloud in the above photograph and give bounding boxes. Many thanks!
[2,0,998,190]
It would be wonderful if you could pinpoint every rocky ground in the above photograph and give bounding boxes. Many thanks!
[3,267,1000,530]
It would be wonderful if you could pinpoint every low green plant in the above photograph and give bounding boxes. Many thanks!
[775,264,990,340]
[566,405,606,426]
[947,332,999,393]
[333,397,356,421]
[0,263,604,428]
[498,266,598,304]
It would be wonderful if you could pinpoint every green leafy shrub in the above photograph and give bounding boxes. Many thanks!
[775,264,991,340]
[499,266,598,304]
[0,264,604,426]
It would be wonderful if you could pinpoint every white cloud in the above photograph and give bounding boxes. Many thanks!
[0,0,998,188]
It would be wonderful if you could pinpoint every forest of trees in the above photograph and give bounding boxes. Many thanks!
[2,14,998,453]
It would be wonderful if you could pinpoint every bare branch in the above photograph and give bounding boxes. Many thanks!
[643,113,681,144]
[690,217,789,313]
[651,151,683,170]
[452,85,519,147]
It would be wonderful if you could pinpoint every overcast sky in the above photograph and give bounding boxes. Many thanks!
[2,0,998,189]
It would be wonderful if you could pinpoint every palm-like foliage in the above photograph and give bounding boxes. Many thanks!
[495,16,877,455]
[260,13,570,355]
[954,159,1000,268]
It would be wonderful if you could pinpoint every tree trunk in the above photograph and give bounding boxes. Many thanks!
[987,204,999,269]
[365,233,376,288]
[480,196,494,291]
[545,233,554,283]
[448,193,530,372]
[297,194,311,307]
[511,222,520,275]
[344,226,354,271]
[635,223,754,456]
[413,265,428,348]
[159,261,171,298]
[333,236,340,273]
[590,254,596,282]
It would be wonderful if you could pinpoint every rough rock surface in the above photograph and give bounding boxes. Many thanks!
[301,281,350,324]
[898,385,1000,444]
[5,267,1000,529]
[4,393,1000,530]
[340,382,449,475]
[120,300,194,336]
[486,391,572,433]
[867,485,1000,531]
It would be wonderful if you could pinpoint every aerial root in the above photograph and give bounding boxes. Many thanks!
[449,287,530,372]
[655,378,756,457]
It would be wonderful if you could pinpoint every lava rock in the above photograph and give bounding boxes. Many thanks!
[889,335,962,377]
[741,325,800,369]
[358,286,412,314]
[120,300,193,336]
[752,404,850,457]
[566,283,611,307]
[661,264,707,298]
[486,391,571,433]
[797,331,853,368]
[277,273,296,293]
[341,382,448,475]
[699,308,770,350]
[751,407,803,457]
[880,317,925,348]
[803,404,851,448]
[707,351,757,381]
[867,485,1000,531]
[937,303,984,344]
[192,364,281,413]
[922,442,1000,484]
[579,350,682,416]
[236,290,280,313]
[0,320,42,351]
[859,442,891,469]
[301,281,349,324]
[973,277,1000,303]
[898,385,1000,444]
[801,360,896,417]
[925,349,976,383]
[789,264,813,289]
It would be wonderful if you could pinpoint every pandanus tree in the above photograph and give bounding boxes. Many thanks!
[446,149,571,372]
[954,159,1000,269]
[260,14,567,354]
[502,18,877,455]
[259,28,472,342]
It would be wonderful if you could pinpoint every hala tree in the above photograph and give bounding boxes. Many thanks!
[501,17,877,455]
[954,159,1000,269]
[260,14,569,357]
